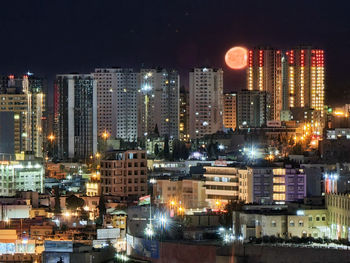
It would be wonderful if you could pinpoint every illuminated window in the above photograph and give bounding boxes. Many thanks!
[273,185,286,192]
[273,177,285,184]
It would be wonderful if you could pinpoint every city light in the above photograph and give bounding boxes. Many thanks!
[102,130,110,140]
[149,178,157,184]
[144,225,154,238]
[48,134,55,142]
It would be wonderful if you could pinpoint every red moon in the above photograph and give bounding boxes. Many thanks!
[225,46,248,70]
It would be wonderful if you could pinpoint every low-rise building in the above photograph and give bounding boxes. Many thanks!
[100,150,147,202]
[0,160,44,196]
[153,177,207,209]
[233,205,329,240]
[203,166,240,209]
[326,193,350,239]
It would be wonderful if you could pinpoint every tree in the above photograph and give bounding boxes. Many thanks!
[179,142,189,160]
[163,136,170,160]
[154,143,160,157]
[291,142,303,155]
[154,124,160,137]
[98,195,106,220]
[66,194,85,210]
[172,139,181,160]
[54,186,61,214]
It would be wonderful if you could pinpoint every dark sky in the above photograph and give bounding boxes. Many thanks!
[0,0,349,106]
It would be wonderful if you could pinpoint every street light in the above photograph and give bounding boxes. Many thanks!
[145,225,154,239]
[102,130,110,141]
[48,134,55,143]
[149,178,157,184]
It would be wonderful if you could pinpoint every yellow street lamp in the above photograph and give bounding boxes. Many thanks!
[48,134,55,143]
[102,130,110,141]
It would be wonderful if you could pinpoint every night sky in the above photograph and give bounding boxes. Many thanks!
[0,0,349,105]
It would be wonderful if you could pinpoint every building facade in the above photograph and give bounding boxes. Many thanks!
[189,68,223,139]
[272,166,306,203]
[223,92,237,131]
[203,166,240,209]
[237,90,270,128]
[326,193,350,240]
[247,47,325,124]
[54,74,97,160]
[0,74,45,157]
[93,68,138,141]
[0,159,44,197]
[138,69,179,139]
[100,150,147,201]
[152,178,207,209]
[247,47,282,121]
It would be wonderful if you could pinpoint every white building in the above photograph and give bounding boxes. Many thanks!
[138,69,179,139]
[189,68,224,139]
[93,68,138,141]
[0,160,44,196]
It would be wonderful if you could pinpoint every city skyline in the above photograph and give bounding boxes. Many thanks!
[0,0,348,106]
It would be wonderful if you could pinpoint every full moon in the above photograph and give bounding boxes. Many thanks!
[225,46,248,70]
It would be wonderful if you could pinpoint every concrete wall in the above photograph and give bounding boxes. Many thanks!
[217,244,350,263]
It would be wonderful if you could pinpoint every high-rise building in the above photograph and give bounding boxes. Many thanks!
[100,150,147,201]
[284,47,325,113]
[138,69,179,139]
[0,74,45,157]
[247,47,282,121]
[223,92,237,131]
[247,46,325,122]
[237,90,270,128]
[189,68,224,139]
[179,87,189,141]
[54,74,97,160]
[93,68,138,141]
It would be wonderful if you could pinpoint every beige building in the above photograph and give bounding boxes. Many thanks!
[203,166,240,209]
[234,208,329,240]
[326,193,350,239]
[100,150,147,201]
[287,209,328,238]
[153,178,206,209]
[223,92,237,130]
[0,75,45,157]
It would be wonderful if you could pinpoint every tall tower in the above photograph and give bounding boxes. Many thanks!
[0,74,45,158]
[93,68,138,141]
[247,47,282,121]
[285,47,325,113]
[189,68,224,139]
[138,68,179,139]
[54,74,97,160]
